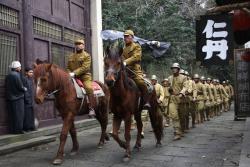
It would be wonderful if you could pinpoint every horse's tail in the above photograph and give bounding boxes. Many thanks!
[148,91,164,143]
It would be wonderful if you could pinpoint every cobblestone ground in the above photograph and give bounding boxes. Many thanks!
[0,106,245,167]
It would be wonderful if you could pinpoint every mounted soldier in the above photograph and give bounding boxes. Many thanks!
[121,30,151,108]
[67,39,96,118]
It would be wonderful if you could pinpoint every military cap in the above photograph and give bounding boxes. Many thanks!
[124,30,134,36]
[200,76,206,81]
[162,78,169,82]
[179,69,185,74]
[74,39,85,45]
[171,63,180,69]
[151,75,157,80]
[193,74,200,79]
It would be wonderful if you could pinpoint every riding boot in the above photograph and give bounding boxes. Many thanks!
[87,93,96,118]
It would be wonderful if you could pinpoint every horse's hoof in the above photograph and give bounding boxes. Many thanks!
[52,158,63,165]
[97,143,104,149]
[133,144,141,151]
[122,156,130,162]
[105,135,110,141]
[69,151,78,156]
[156,143,162,148]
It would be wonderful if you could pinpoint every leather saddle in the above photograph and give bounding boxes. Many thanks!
[72,78,105,99]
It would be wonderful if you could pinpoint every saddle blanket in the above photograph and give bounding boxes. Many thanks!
[72,78,105,99]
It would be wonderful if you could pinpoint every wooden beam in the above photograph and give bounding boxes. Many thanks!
[242,8,250,16]
[207,2,250,14]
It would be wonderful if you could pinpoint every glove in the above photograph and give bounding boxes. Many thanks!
[178,93,185,98]
[192,97,197,102]
[69,72,75,77]
[23,87,27,92]
[123,61,127,66]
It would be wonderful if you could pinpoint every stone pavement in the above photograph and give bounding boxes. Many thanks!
[239,117,250,167]
[0,107,245,167]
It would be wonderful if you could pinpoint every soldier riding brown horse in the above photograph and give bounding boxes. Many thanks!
[33,59,110,165]
[104,46,163,162]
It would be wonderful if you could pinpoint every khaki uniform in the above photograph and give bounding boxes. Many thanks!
[153,83,165,125]
[204,83,213,120]
[168,74,187,136]
[228,84,234,108]
[154,83,165,102]
[162,85,170,125]
[122,42,143,81]
[184,79,197,128]
[210,83,218,116]
[122,42,149,103]
[215,84,224,114]
[181,79,195,131]
[221,85,230,112]
[208,83,216,117]
[141,83,164,133]
[214,84,222,115]
[194,82,207,123]
[67,51,93,94]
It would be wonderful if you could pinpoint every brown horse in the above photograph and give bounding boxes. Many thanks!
[33,59,110,165]
[104,47,163,161]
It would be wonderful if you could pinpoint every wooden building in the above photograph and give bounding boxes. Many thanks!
[0,0,104,134]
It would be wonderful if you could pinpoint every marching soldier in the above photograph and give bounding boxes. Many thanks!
[179,69,190,132]
[183,71,197,129]
[168,63,187,140]
[213,79,221,116]
[222,81,230,112]
[161,78,171,127]
[67,39,96,118]
[201,76,211,121]
[226,80,234,108]
[193,74,207,124]
[151,75,165,116]
[206,78,216,118]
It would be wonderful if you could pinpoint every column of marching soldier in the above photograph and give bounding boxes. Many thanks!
[140,63,234,141]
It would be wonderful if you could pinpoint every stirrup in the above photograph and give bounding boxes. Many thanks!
[88,108,96,118]
[143,102,151,109]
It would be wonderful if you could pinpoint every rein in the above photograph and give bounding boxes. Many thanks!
[46,89,60,97]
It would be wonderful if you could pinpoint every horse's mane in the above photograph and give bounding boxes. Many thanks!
[106,47,139,91]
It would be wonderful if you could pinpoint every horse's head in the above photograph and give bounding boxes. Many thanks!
[104,47,124,87]
[33,59,53,104]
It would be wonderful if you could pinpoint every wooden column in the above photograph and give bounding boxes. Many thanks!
[22,0,34,68]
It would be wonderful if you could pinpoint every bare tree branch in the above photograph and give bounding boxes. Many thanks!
[207,1,250,14]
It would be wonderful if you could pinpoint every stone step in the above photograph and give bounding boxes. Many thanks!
[0,136,56,155]
[0,118,99,147]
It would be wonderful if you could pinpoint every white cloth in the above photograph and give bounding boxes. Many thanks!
[10,61,21,69]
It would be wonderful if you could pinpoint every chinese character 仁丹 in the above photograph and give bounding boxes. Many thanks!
[202,20,229,60]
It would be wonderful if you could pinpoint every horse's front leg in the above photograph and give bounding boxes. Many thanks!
[52,113,74,165]
[111,117,126,149]
[69,120,79,155]
[96,109,109,149]
[123,116,132,161]
[134,112,142,150]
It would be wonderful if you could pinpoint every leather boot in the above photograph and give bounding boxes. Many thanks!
[87,93,96,118]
